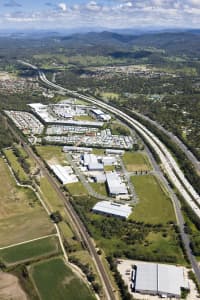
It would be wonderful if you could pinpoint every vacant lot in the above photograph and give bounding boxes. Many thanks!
[0,158,55,247]
[36,146,68,165]
[90,182,108,196]
[130,175,176,224]
[66,182,88,196]
[31,258,95,300]
[122,151,152,172]
[0,236,60,265]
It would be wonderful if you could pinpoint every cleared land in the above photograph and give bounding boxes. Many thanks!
[0,236,60,265]
[36,145,68,165]
[66,182,88,196]
[30,257,95,300]
[122,151,152,172]
[0,272,27,300]
[0,158,55,247]
[90,182,108,196]
[130,175,176,224]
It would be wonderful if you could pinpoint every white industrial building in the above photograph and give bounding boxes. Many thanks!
[82,153,104,171]
[90,108,111,122]
[92,201,132,219]
[63,146,92,153]
[106,171,128,196]
[101,156,116,166]
[133,262,189,298]
[50,164,78,185]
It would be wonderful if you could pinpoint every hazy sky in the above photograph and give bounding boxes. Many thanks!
[1,0,200,30]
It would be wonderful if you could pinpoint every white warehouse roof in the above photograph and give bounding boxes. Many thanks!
[50,164,78,185]
[158,264,187,297]
[134,262,189,298]
[135,263,157,294]
[92,201,132,219]
[106,171,128,195]
[83,153,103,171]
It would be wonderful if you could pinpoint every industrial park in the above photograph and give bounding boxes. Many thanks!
[1,57,200,300]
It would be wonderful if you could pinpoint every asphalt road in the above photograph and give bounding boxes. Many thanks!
[131,110,200,174]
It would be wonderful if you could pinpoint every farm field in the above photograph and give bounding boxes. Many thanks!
[0,158,55,247]
[36,146,68,165]
[122,151,152,172]
[130,175,176,224]
[0,236,60,265]
[30,257,95,300]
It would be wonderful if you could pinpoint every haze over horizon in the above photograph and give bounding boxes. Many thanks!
[1,0,200,31]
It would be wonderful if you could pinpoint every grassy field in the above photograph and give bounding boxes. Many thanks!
[72,195,184,264]
[101,92,119,100]
[0,158,55,247]
[130,175,176,224]
[74,115,94,121]
[4,149,29,182]
[39,177,79,249]
[0,236,60,265]
[90,183,108,196]
[30,257,95,300]
[66,182,88,196]
[36,146,67,165]
[122,151,152,172]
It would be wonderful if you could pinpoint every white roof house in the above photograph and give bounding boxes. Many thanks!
[106,171,128,195]
[92,201,132,219]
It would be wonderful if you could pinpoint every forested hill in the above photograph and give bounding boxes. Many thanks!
[1,30,200,60]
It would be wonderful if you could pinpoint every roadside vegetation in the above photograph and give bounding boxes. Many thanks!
[122,151,152,172]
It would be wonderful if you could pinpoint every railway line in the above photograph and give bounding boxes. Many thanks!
[18,60,200,284]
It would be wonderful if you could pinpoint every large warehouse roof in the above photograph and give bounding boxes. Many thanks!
[83,153,103,171]
[135,263,157,293]
[158,264,186,297]
[134,262,189,298]
[92,201,132,219]
[106,171,128,195]
[50,164,78,185]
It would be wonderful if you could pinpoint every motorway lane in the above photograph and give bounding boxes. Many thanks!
[130,110,200,174]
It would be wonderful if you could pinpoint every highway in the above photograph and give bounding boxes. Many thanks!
[22,60,200,216]
[130,110,200,174]
[18,60,200,282]
[5,117,116,300]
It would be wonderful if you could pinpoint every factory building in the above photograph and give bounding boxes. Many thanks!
[106,171,128,196]
[50,164,78,185]
[82,153,104,171]
[133,262,189,298]
[92,201,132,219]
[90,108,111,122]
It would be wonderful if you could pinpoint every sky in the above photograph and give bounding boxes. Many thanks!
[0,0,200,31]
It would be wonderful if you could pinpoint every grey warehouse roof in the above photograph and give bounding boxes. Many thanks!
[92,201,132,219]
